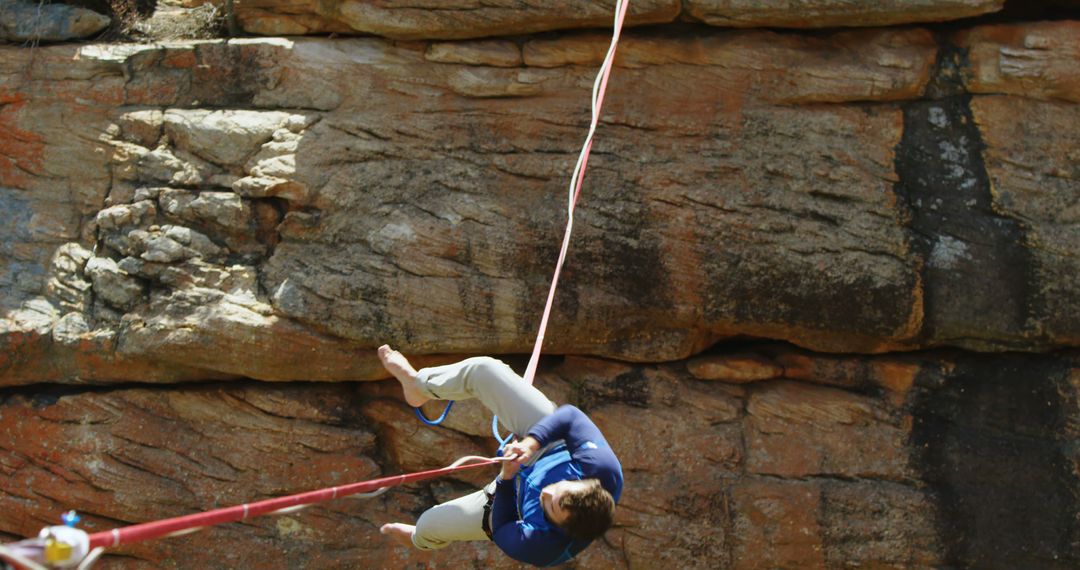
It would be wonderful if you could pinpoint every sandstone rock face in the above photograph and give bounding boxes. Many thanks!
[6,24,1080,386]
[957,24,1080,342]
[236,0,680,38]
[231,0,1007,38]
[0,29,938,386]
[684,0,1004,28]
[1,349,1076,568]
[967,95,1080,345]
[960,21,1080,103]
[2,11,1080,570]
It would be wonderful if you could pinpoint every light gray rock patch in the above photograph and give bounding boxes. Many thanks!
[51,311,91,346]
[163,110,315,167]
[96,201,157,231]
[928,106,949,128]
[930,235,970,270]
[0,0,110,42]
[86,256,144,309]
[159,189,251,231]
[46,243,94,311]
[141,233,187,263]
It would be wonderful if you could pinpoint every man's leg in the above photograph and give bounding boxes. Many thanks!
[417,357,556,437]
[379,345,429,407]
[382,482,494,550]
[380,346,556,437]
[410,486,492,550]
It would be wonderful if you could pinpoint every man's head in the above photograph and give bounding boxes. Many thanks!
[540,479,615,541]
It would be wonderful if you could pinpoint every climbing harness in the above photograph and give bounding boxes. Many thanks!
[416,0,631,438]
[0,455,511,569]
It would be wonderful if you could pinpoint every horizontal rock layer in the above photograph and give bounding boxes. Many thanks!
[684,0,1005,29]
[3,348,1077,568]
[3,23,1080,385]
[231,0,1007,38]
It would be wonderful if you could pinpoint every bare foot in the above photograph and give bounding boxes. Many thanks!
[380,522,416,548]
[378,344,430,407]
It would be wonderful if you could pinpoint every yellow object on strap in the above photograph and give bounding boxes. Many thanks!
[45,538,74,563]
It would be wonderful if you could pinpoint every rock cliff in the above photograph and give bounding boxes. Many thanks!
[2,1,1080,568]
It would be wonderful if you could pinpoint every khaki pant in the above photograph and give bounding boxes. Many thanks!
[410,357,557,550]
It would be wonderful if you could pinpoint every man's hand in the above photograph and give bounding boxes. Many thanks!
[499,456,520,480]
[502,436,541,466]
[498,436,541,480]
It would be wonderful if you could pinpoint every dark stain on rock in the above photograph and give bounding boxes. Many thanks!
[671,491,730,526]
[456,271,497,334]
[252,197,287,252]
[699,241,915,341]
[995,0,1080,22]
[511,168,672,344]
[188,42,280,108]
[587,172,673,313]
[356,278,395,340]
[893,40,1039,348]
[910,353,1080,569]
[579,367,651,410]
[562,171,673,334]
[509,197,561,337]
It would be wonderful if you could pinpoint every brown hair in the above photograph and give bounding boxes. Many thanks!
[558,479,615,541]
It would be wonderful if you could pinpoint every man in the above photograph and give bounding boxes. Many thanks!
[377,345,623,567]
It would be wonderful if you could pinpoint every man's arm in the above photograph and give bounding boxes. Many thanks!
[525,405,624,500]
[491,518,566,566]
[490,473,518,530]
[527,404,610,451]
[490,478,566,566]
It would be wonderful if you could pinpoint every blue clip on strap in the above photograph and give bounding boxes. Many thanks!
[492,415,514,452]
[413,401,454,425]
[413,404,514,452]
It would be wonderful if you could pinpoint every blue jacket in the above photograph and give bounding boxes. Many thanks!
[490,405,624,567]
